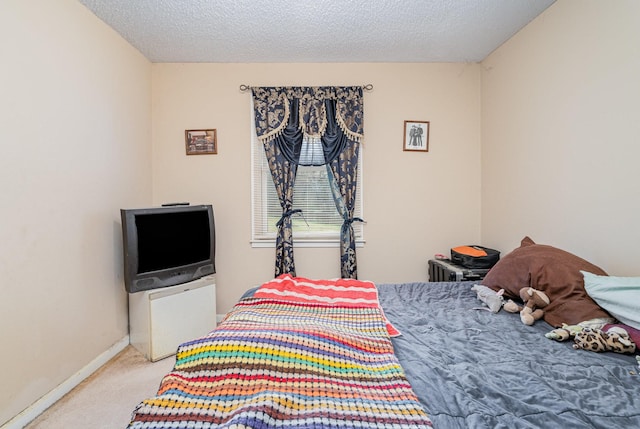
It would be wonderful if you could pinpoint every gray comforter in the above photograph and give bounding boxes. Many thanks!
[377,282,640,429]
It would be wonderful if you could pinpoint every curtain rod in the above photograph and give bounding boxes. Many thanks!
[239,84,373,92]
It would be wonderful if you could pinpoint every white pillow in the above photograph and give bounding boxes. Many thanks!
[581,271,640,330]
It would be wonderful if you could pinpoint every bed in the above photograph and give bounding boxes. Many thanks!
[379,281,639,428]
[127,239,640,428]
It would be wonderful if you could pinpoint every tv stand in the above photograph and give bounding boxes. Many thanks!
[128,276,216,361]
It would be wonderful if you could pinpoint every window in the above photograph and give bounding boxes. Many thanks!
[251,132,364,248]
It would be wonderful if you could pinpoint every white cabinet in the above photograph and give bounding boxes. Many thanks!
[128,276,216,361]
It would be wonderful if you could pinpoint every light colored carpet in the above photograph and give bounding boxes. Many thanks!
[24,345,175,429]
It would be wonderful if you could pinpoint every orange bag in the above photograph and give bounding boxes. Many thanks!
[451,245,500,269]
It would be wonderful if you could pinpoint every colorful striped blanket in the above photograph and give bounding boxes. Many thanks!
[127,276,433,428]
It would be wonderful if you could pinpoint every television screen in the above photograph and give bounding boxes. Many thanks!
[136,211,211,273]
[121,204,215,293]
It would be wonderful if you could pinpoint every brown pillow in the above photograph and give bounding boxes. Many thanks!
[481,237,611,327]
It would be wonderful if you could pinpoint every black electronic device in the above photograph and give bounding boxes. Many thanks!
[428,259,490,282]
[120,204,215,293]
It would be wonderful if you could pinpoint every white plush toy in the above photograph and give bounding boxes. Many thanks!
[471,284,505,313]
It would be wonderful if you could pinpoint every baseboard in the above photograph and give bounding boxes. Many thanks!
[1,335,130,429]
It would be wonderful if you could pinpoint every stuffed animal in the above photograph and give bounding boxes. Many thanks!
[545,323,584,341]
[546,325,636,354]
[471,284,505,313]
[573,327,636,354]
[503,287,550,326]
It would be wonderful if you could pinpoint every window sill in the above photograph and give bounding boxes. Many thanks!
[251,239,365,248]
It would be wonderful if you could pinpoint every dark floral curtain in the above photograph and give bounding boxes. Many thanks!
[252,86,364,278]
[264,134,299,277]
[327,147,363,278]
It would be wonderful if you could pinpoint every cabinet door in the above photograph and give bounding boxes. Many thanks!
[149,283,216,361]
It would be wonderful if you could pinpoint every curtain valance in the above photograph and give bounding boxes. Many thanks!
[251,86,364,144]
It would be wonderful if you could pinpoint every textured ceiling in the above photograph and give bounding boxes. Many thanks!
[78,0,555,63]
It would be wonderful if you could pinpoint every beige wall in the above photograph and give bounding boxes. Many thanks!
[151,63,482,312]
[481,0,640,273]
[0,0,151,425]
[9,0,637,425]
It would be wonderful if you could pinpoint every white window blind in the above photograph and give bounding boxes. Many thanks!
[251,128,364,248]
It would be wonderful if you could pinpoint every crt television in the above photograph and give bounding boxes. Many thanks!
[120,204,216,293]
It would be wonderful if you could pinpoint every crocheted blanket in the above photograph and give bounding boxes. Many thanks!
[127,276,433,428]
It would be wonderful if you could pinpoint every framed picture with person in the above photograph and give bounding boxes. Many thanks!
[403,121,429,152]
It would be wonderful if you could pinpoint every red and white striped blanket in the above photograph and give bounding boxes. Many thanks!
[254,274,401,337]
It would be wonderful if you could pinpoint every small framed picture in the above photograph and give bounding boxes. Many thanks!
[403,121,429,152]
[185,129,217,155]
